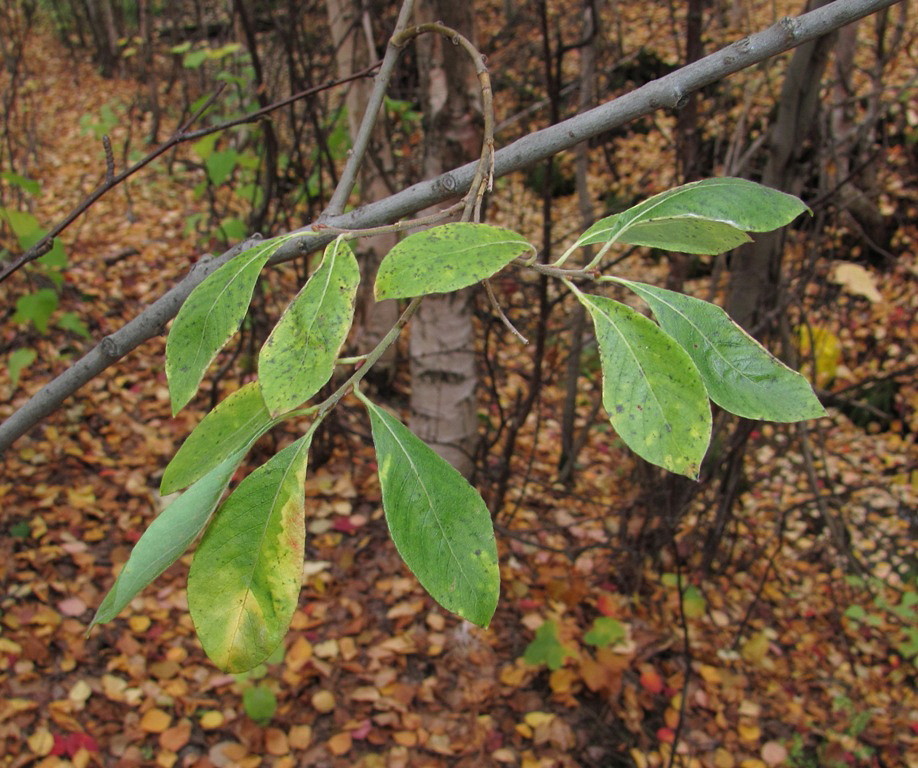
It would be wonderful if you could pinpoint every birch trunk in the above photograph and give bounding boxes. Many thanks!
[409,0,481,477]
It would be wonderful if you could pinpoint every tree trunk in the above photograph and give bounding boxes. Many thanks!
[410,0,482,477]
[726,0,835,333]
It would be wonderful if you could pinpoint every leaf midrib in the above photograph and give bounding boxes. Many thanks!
[374,410,475,596]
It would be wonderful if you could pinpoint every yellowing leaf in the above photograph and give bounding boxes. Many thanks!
[188,434,311,672]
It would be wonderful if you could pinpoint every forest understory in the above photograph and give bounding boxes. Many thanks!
[0,2,916,767]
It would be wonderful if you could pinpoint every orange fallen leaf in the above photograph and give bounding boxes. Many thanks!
[265,727,289,756]
[159,721,191,752]
[288,724,313,750]
[639,665,664,694]
[139,708,172,734]
[327,732,352,756]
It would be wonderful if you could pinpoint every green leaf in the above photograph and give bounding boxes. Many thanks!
[584,617,626,647]
[56,312,90,338]
[577,178,809,253]
[359,392,499,627]
[0,171,40,197]
[682,585,707,619]
[183,49,208,69]
[523,620,573,670]
[578,292,711,478]
[8,348,36,388]
[844,605,866,621]
[242,684,277,724]
[0,208,42,242]
[259,238,359,416]
[90,453,242,628]
[13,289,58,333]
[612,217,752,254]
[614,279,826,421]
[9,520,31,538]
[898,627,918,659]
[206,149,238,186]
[192,133,218,161]
[166,236,288,414]
[161,381,274,495]
[375,223,534,300]
[218,217,247,242]
[38,238,68,269]
[188,434,311,672]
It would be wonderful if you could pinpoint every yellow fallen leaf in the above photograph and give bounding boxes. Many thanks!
[740,632,769,665]
[311,690,336,713]
[28,728,54,756]
[499,662,528,686]
[128,615,151,632]
[68,679,92,704]
[738,721,762,743]
[523,711,555,728]
[831,262,882,302]
[0,698,38,722]
[199,710,224,729]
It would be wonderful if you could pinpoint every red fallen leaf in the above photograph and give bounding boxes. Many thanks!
[656,727,675,743]
[485,730,503,752]
[332,517,359,534]
[639,666,664,694]
[350,720,372,740]
[52,732,99,757]
[596,594,617,617]
[517,598,540,611]
[124,529,142,543]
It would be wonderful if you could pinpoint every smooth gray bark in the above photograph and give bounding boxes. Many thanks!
[0,0,900,453]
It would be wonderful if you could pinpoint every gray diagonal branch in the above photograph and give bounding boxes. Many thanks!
[0,0,900,453]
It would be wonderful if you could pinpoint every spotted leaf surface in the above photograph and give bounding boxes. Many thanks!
[166,236,291,414]
[579,293,711,478]
[614,279,826,421]
[375,223,534,300]
[259,238,359,416]
[577,178,808,253]
[188,434,310,672]
[91,453,242,628]
[360,393,499,627]
[161,382,274,495]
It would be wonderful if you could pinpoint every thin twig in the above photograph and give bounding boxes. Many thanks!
[0,66,381,284]
[485,279,528,344]
[323,0,416,218]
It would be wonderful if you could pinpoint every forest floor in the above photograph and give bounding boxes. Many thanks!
[1,21,917,768]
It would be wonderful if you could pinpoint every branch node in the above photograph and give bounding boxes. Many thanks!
[102,135,115,183]
[779,16,800,41]
[100,336,121,359]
